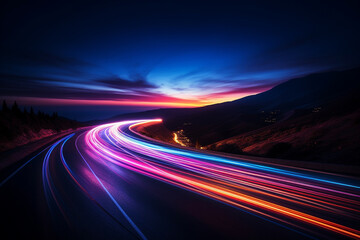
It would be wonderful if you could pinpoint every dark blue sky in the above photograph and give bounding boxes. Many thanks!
[1,0,359,120]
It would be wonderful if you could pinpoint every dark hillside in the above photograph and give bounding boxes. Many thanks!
[0,101,82,152]
[206,93,360,165]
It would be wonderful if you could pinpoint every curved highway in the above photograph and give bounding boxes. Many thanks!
[1,119,360,239]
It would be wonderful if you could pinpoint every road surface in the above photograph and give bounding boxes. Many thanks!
[1,119,359,239]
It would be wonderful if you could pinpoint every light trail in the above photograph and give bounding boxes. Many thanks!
[33,119,360,239]
[79,119,360,239]
[173,132,186,146]
[41,133,146,240]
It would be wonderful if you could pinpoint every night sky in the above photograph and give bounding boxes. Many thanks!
[1,0,359,120]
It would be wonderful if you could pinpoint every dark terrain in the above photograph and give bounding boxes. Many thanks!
[0,101,82,152]
[206,98,360,165]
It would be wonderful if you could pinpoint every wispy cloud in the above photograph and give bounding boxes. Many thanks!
[97,77,156,90]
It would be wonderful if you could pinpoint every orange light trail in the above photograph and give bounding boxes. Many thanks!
[173,132,186,146]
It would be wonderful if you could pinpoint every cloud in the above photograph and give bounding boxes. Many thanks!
[0,72,199,106]
[0,49,161,102]
[97,77,156,90]
[0,50,97,78]
[173,69,205,81]
[218,33,342,79]
[206,82,279,98]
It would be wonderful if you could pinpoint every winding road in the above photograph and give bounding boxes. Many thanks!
[1,119,359,239]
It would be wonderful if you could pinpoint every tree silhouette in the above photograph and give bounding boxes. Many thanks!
[0,100,81,152]
[12,101,19,111]
[21,108,28,123]
[51,112,58,119]
[37,110,43,119]
[11,101,21,116]
[30,107,34,116]
[2,100,9,112]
